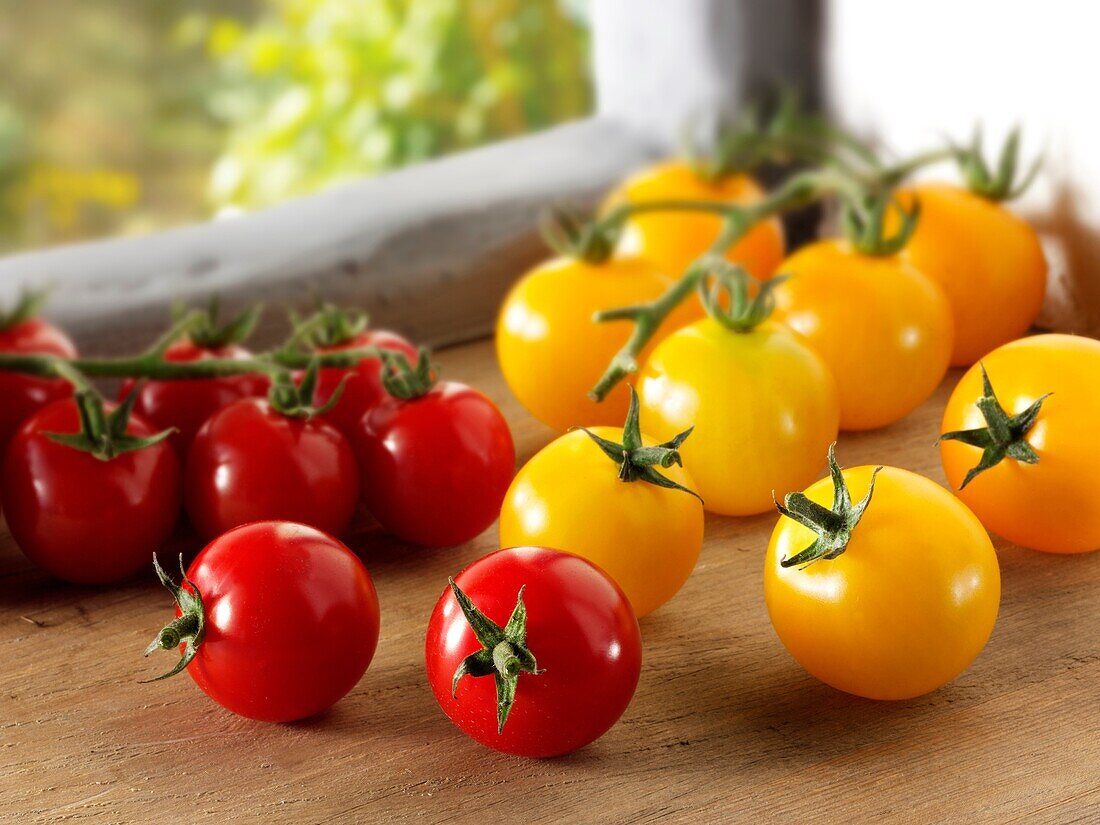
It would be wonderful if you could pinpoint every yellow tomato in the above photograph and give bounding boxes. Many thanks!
[605,160,785,279]
[638,318,839,515]
[898,184,1047,366]
[772,239,954,431]
[765,459,1000,700]
[940,333,1100,554]
[495,255,703,432]
[499,425,704,618]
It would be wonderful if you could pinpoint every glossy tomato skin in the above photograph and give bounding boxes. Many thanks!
[898,184,1046,366]
[354,382,514,547]
[638,318,839,515]
[496,255,703,432]
[185,398,359,540]
[765,465,1000,700]
[499,427,703,617]
[0,318,78,454]
[119,340,269,458]
[940,334,1100,554]
[2,399,181,584]
[773,239,954,431]
[183,522,379,722]
[425,546,642,757]
[312,330,418,439]
[605,160,785,279]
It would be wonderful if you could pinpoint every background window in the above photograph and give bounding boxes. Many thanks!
[0,0,593,252]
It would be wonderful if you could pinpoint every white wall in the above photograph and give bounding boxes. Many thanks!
[826,0,1100,332]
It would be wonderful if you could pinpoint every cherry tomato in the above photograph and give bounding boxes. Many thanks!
[898,184,1046,366]
[311,329,418,439]
[496,255,703,432]
[2,399,181,584]
[772,239,954,430]
[499,394,703,617]
[638,317,839,515]
[186,398,359,540]
[146,521,380,722]
[604,160,785,279]
[119,340,269,458]
[940,333,1100,554]
[425,546,642,757]
[0,316,77,454]
[765,451,1000,700]
[354,381,514,547]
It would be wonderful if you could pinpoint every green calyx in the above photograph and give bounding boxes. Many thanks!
[267,358,346,418]
[539,203,622,265]
[381,347,437,400]
[938,363,1051,489]
[291,301,369,349]
[176,297,262,350]
[448,578,541,734]
[954,126,1042,202]
[45,387,175,461]
[579,386,702,502]
[0,289,48,332]
[142,554,206,682]
[699,258,786,333]
[774,443,882,568]
[840,191,921,256]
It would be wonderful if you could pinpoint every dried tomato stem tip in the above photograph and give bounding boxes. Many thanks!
[774,443,882,568]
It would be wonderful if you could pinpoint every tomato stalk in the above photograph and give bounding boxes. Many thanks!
[0,290,49,333]
[774,444,883,568]
[938,363,1051,489]
[578,386,702,501]
[379,348,437,400]
[142,554,207,682]
[448,579,541,734]
[698,261,786,333]
[587,166,847,402]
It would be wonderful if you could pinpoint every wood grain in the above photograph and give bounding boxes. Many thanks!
[1,339,1097,824]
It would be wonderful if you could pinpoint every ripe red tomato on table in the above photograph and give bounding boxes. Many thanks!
[119,339,269,458]
[353,351,514,547]
[0,299,78,454]
[425,546,642,757]
[2,397,181,584]
[144,521,380,722]
[294,304,418,439]
[185,394,359,540]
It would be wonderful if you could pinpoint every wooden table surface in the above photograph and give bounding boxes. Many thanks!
[1,338,1097,824]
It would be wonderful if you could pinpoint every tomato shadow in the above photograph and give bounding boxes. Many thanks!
[620,624,985,780]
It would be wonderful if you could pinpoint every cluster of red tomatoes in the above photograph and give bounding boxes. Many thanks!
[2,130,1098,761]
[0,302,515,584]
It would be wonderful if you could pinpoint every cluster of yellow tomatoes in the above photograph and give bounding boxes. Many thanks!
[492,149,1100,702]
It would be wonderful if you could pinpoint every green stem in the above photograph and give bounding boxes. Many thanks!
[588,167,842,402]
[0,346,383,382]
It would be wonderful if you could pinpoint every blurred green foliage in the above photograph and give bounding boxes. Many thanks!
[0,0,591,251]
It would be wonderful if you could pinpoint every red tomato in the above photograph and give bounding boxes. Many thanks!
[312,330,418,439]
[1,399,181,584]
[353,382,514,547]
[119,340,269,458]
[425,546,642,757]
[0,317,77,454]
[185,398,359,540]
[146,521,380,722]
